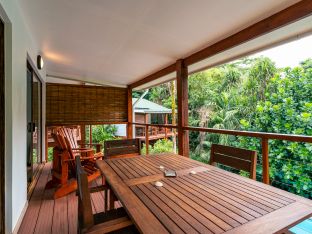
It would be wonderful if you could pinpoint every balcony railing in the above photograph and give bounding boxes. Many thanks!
[135,125,173,138]
[128,122,312,186]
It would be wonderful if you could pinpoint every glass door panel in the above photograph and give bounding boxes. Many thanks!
[26,64,42,187]
[32,74,41,173]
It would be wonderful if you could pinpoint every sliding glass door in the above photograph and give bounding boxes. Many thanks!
[27,63,42,186]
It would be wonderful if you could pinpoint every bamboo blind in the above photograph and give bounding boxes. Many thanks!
[46,83,128,126]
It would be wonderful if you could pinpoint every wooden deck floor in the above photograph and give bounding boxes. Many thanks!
[18,162,107,234]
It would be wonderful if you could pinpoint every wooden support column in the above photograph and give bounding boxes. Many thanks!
[127,86,133,139]
[80,125,86,145]
[262,137,270,184]
[89,125,92,144]
[176,59,189,157]
[145,126,149,155]
[164,114,168,139]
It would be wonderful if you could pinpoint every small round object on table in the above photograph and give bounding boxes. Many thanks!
[155,181,163,187]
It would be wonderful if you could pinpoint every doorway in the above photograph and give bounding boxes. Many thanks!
[0,18,5,233]
[26,62,42,188]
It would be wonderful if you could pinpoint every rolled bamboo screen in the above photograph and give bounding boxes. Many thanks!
[46,83,128,126]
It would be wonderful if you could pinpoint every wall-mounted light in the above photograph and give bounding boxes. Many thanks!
[37,55,44,70]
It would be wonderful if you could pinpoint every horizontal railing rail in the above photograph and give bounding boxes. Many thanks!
[131,122,178,129]
[184,126,312,143]
[128,122,312,184]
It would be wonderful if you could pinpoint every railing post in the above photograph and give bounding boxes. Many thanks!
[145,125,149,155]
[261,137,270,184]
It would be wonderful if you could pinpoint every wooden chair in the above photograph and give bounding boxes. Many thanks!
[210,144,257,179]
[104,139,141,159]
[59,126,102,154]
[46,131,104,199]
[76,156,137,234]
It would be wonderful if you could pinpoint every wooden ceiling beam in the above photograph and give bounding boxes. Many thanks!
[129,63,176,89]
[185,0,312,66]
[129,0,312,89]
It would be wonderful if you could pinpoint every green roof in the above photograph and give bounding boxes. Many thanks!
[133,98,171,114]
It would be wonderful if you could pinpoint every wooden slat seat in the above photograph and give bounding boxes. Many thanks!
[104,139,141,159]
[76,156,137,234]
[210,144,257,179]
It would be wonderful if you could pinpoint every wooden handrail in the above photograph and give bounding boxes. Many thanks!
[130,122,178,129]
[130,123,312,143]
[183,126,312,143]
[128,122,312,184]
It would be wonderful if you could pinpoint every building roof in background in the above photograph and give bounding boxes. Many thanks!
[133,98,171,114]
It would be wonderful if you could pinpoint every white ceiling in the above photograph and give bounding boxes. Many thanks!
[18,0,301,87]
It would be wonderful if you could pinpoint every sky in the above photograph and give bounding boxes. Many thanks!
[252,34,312,68]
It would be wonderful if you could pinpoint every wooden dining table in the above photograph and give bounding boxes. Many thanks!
[96,153,312,234]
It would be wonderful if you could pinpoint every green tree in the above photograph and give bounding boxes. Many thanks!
[91,125,118,144]
[141,139,173,155]
[238,64,312,198]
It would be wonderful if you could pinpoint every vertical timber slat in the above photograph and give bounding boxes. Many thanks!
[176,60,189,157]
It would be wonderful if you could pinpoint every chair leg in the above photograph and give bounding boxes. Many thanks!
[109,189,117,210]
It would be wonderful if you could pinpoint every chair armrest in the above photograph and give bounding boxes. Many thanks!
[80,154,104,160]
[82,143,102,147]
[80,143,102,153]
[72,149,94,154]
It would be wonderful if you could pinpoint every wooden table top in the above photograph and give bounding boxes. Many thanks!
[96,153,312,234]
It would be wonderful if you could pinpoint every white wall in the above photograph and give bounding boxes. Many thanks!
[0,0,46,232]
[114,124,127,137]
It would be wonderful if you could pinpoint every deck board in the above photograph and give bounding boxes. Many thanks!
[18,162,106,234]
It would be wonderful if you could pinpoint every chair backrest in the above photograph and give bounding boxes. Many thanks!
[104,139,141,158]
[60,127,80,149]
[76,156,94,231]
[210,144,257,179]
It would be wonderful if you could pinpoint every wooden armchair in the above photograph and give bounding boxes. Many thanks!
[104,139,141,159]
[46,131,104,199]
[76,156,137,234]
[210,144,257,179]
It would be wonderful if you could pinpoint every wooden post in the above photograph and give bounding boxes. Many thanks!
[127,86,133,139]
[80,124,86,146]
[164,114,168,139]
[145,125,149,155]
[89,125,92,144]
[176,59,189,157]
[262,137,270,184]
[45,126,49,161]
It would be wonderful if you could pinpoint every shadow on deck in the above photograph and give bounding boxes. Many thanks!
[18,162,107,234]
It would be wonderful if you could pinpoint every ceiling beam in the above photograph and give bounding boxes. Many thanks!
[47,74,127,88]
[185,0,312,66]
[129,0,312,89]
[129,63,176,89]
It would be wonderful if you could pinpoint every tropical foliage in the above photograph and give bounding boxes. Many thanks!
[86,125,118,144]
[141,56,312,198]
[141,139,174,155]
